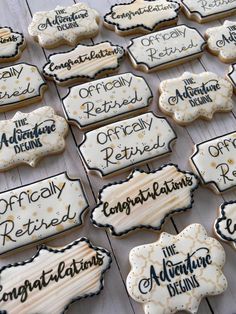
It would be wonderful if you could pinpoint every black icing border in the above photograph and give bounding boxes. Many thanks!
[0,26,25,60]
[215,200,236,244]
[0,172,89,256]
[190,131,236,193]
[0,62,47,108]
[62,72,153,129]
[77,111,177,177]
[227,63,236,88]
[0,237,112,314]
[103,0,180,33]
[127,24,206,71]
[181,0,236,20]
[42,41,125,84]
[90,163,199,236]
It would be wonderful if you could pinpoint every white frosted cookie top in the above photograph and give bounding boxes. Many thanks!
[28,3,99,47]
[206,20,236,61]
[63,72,152,129]
[0,106,68,171]
[43,42,125,84]
[191,132,236,193]
[91,164,199,236]
[0,63,46,109]
[0,27,24,59]
[182,0,236,20]
[127,25,206,71]
[78,112,177,177]
[104,0,180,32]
[0,172,88,255]
[159,71,233,124]
[0,238,111,314]
[227,63,236,89]
[215,201,236,250]
[127,224,227,314]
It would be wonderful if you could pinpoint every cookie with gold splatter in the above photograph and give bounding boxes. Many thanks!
[0,172,88,256]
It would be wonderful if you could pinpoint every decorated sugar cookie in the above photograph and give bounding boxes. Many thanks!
[127,224,227,314]
[227,63,236,92]
[0,238,111,314]
[190,132,236,193]
[78,112,177,177]
[28,3,99,49]
[215,201,236,250]
[0,63,47,112]
[104,0,180,36]
[0,172,88,256]
[205,21,236,63]
[43,42,125,86]
[127,25,206,72]
[159,71,233,125]
[0,106,68,171]
[91,164,199,236]
[0,26,25,62]
[181,0,236,23]
[62,72,153,129]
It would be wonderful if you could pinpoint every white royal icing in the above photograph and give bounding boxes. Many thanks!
[28,3,99,48]
[43,42,125,85]
[227,63,236,90]
[104,0,180,33]
[159,71,233,124]
[62,72,152,129]
[215,201,236,250]
[0,27,25,60]
[127,224,227,314]
[206,20,236,62]
[78,112,177,177]
[0,106,68,171]
[91,164,199,236]
[191,132,236,193]
[127,25,206,71]
[182,0,236,21]
[0,238,111,314]
[0,63,46,111]
[0,172,88,255]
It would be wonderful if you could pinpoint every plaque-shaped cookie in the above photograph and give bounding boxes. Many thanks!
[0,238,111,314]
[62,72,153,129]
[78,112,177,177]
[127,25,206,72]
[227,63,236,92]
[0,106,68,171]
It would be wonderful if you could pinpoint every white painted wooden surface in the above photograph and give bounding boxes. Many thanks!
[0,0,235,313]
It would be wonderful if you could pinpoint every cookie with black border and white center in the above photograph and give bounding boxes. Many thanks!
[127,24,206,73]
[78,111,177,177]
[159,71,234,125]
[227,63,236,92]
[0,26,25,62]
[215,200,236,250]
[126,223,227,314]
[28,3,100,49]
[62,72,153,130]
[205,20,236,63]
[91,164,199,237]
[0,238,112,314]
[0,106,68,171]
[181,0,236,23]
[190,131,236,193]
[43,41,125,86]
[0,172,89,256]
[103,0,180,36]
[0,63,47,112]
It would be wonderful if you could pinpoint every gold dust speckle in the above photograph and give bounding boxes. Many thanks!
[33,212,37,217]
[26,77,31,81]
[19,96,25,100]
[1,86,6,90]
[47,207,53,213]
[56,224,64,232]
[31,235,38,240]
[7,215,14,221]
[211,162,216,168]
[228,159,234,165]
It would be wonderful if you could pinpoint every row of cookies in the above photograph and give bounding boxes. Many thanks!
[0,1,235,314]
